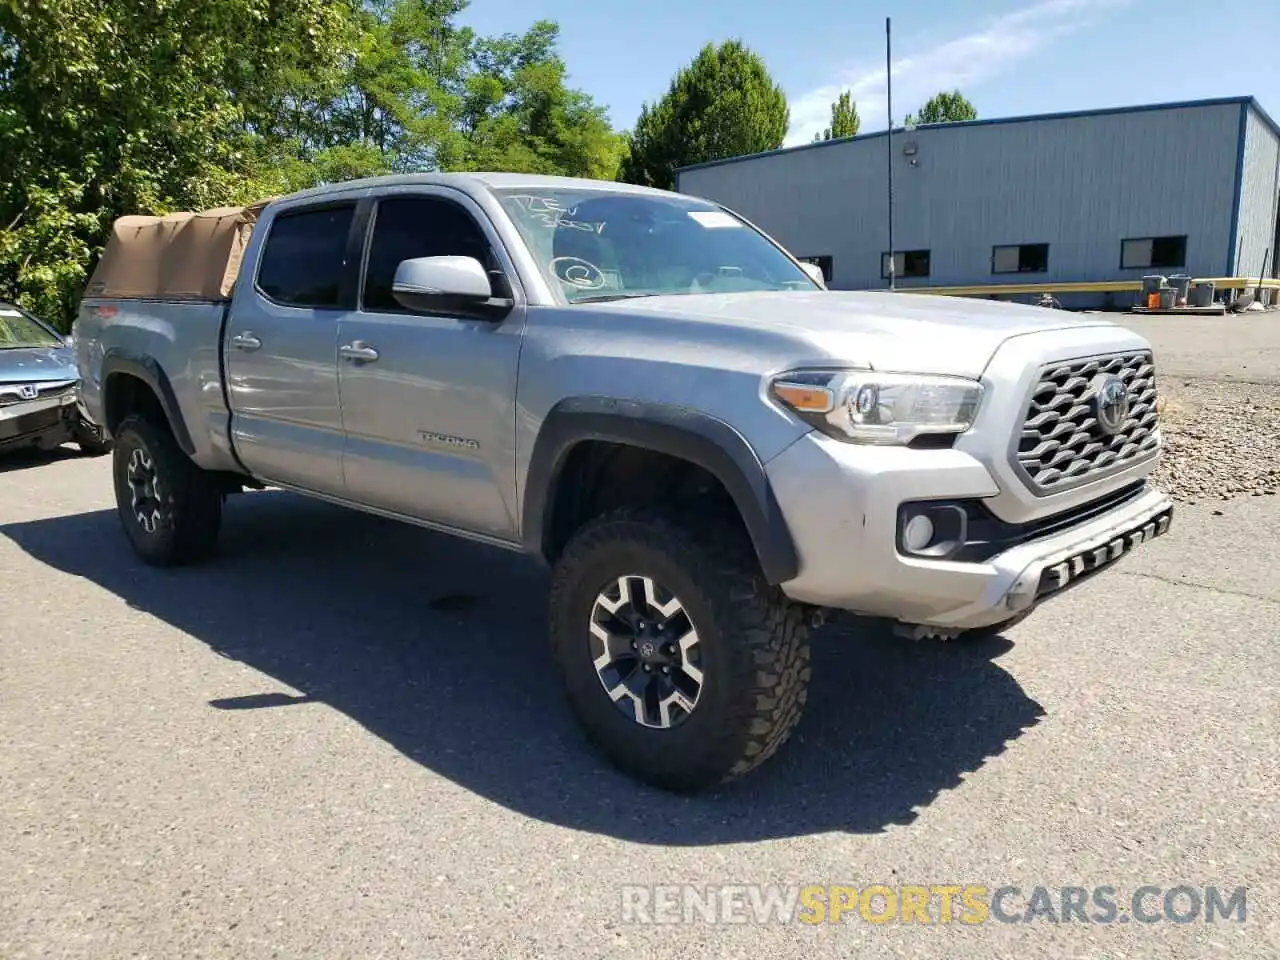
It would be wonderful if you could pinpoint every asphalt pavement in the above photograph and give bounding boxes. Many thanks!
[1123,313,1280,384]
[1,401,1277,958]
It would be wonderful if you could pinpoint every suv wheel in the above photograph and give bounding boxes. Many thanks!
[549,507,811,793]
[111,413,222,566]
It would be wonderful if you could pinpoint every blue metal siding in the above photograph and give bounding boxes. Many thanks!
[678,102,1242,292]
[1235,105,1280,279]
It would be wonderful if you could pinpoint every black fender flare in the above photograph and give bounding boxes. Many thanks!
[100,351,197,456]
[521,397,800,585]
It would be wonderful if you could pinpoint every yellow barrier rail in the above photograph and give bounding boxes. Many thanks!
[895,277,1280,297]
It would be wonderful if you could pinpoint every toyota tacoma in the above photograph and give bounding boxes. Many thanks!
[72,174,1173,792]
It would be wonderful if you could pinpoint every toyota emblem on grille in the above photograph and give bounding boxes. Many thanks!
[1092,375,1130,435]
[18,384,38,400]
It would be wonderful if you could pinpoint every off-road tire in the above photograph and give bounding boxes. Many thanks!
[548,507,811,793]
[112,413,222,566]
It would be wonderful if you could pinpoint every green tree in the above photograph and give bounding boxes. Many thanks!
[905,89,978,126]
[290,0,473,178]
[446,20,624,179]
[0,0,353,327]
[0,0,626,329]
[814,90,860,141]
[620,39,788,190]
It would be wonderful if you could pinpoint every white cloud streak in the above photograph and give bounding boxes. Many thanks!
[785,0,1132,146]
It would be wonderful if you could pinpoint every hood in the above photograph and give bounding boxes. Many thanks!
[593,290,1123,378]
[0,344,78,384]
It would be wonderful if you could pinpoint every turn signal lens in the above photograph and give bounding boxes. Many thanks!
[771,382,834,413]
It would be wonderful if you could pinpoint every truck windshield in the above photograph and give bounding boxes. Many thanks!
[493,188,819,303]
[0,306,62,349]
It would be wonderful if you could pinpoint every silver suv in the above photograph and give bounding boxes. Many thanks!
[73,173,1173,792]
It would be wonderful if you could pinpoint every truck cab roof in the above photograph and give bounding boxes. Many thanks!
[276,172,678,208]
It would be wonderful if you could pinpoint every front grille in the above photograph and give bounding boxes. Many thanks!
[1014,351,1160,494]
[0,381,76,407]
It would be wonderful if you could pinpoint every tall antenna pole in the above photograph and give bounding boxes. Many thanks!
[886,16,895,291]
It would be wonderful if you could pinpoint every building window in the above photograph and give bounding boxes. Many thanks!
[882,249,930,279]
[1120,235,1187,270]
[798,255,833,282]
[992,243,1049,274]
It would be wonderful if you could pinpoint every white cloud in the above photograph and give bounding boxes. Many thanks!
[785,0,1131,146]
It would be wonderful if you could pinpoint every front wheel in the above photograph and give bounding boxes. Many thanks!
[111,414,222,566]
[548,508,811,793]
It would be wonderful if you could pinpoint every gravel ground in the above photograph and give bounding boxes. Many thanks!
[1150,375,1280,501]
[1125,313,1280,502]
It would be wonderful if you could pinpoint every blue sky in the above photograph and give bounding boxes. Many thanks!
[459,0,1280,146]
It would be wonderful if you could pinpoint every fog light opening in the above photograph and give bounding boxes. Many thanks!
[900,503,969,558]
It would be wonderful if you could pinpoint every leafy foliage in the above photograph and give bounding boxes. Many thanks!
[814,90,860,142]
[906,89,978,126]
[0,0,623,330]
[0,0,351,325]
[446,20,624,179]
[620,40,788,191]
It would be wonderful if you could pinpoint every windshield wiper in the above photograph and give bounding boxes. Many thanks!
[571,292,661,304]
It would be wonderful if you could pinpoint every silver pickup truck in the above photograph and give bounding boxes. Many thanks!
[74,173,1174,792]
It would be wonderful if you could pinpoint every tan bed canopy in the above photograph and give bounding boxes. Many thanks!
[85,200,271,301]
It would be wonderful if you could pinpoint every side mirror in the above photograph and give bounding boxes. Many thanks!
[800,262,827,288]
[392,256,508,315]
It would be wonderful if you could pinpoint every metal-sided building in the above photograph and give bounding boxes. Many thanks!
[675,96,1280,306]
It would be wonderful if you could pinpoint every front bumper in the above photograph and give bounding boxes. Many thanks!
[766,431,1173,630]
[0,391,80,452]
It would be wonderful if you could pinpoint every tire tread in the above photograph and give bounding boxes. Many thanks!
[549,505,811,791]
[113,413,222,566]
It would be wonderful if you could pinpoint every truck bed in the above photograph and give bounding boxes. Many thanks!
[74,297,242,474]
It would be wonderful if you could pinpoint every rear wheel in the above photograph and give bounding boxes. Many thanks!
[549,507,811,793]
[111,413,222,566]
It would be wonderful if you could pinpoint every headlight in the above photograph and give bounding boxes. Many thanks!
[769,369,984,445]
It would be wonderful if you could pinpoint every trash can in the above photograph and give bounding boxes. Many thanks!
[1189,281,1215,307]
[1142,275,1167,310]
[1167,274,1191,306]
[1158,287,1177,310]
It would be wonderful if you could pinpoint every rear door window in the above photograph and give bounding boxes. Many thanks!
[257,205,357,308]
